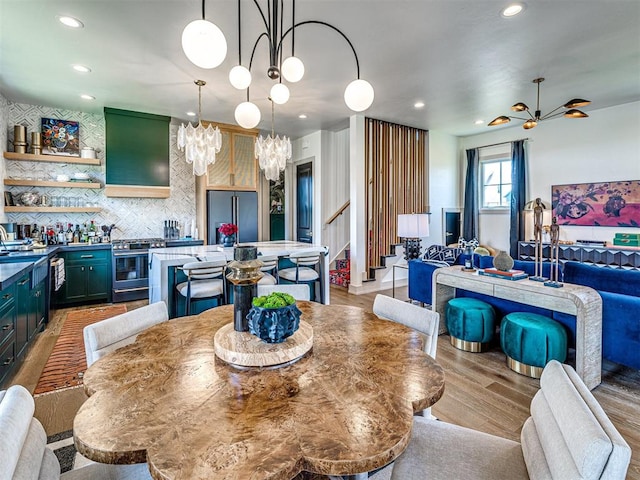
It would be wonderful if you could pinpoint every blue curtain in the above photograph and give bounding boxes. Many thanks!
[463,148,479,241]
[510,140,527,257]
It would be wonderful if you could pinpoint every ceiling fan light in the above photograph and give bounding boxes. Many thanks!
[511,102,529,112]
[234,101,261,129]
[182,19,227,69]
[344,79,375,112]
[488,116,511,126]
[564,98,590,108]
[281,56,305,83]
[270,83,290,105]
[564,109,589,118]
[523,119,537,129]
[229,65,252,90]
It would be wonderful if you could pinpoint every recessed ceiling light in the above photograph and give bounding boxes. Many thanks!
[186,111,197,117]
[80,94,95,100]
[414,101,425,109]
[501,3,525,17]
[475,120,485,125]
[299,114,307,119]
[72,64,91,73]
[58,15,84,28]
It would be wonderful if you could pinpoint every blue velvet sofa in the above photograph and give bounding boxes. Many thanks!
[554,262,640,370]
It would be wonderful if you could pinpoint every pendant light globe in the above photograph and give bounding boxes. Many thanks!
[270,83,290,105]
[344,78,375,112]
[229,65,252,90]
[235,101,261,129]
[281,56,305,83]
[182,19,227,69]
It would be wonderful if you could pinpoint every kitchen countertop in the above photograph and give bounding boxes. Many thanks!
[0,261,35,290]
[0,242,111,261]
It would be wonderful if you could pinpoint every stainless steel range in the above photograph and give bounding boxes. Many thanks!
[112,238,165,302]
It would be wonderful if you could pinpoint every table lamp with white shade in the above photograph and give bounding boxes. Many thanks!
[397,213,430,260]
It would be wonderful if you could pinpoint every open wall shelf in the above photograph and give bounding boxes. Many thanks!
[3,151,101,166]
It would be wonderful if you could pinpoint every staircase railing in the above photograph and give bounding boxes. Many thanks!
[325,200,350,225]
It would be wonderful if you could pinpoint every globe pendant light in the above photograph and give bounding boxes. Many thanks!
[270,83,290,105]
[182,17,227,69]
[281,56,304,83]
[235,101,261,129]
[344,78,375,112]
[255,99,291,182]
[177,80,222,176]
[489,78,590,129]
[229,65,252,90]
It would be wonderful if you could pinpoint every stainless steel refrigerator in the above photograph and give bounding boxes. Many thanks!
[207,190,258,244]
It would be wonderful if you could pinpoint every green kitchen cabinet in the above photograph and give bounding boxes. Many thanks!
[15,273,30,359]
[56,249,112,305]
[30,278,46,339]
[0,284,16,386]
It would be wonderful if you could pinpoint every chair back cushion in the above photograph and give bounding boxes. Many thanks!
[521,360,631,479]
[0,385,60,480]
[83,301,169,366]
[182,260,226,280]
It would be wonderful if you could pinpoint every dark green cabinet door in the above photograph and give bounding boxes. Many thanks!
[30,280,46,337]
[65,265,88,302]
[15,274,30,357]
[87,263,109,300]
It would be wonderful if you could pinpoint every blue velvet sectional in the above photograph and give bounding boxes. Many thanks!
[408,253,640,370]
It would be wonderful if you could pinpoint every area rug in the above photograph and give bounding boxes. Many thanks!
[34,305,127,395]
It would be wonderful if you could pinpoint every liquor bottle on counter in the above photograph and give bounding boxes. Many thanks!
[57,224,66,245]
[73,225,80,244]
[66,224,74,244]
[81,224,88,243]
[88,220,97,243]
[164,220,169,239]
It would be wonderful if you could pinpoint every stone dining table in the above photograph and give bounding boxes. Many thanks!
[73,302,445,480]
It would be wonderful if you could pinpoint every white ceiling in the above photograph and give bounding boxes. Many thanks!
[1,0,639,140]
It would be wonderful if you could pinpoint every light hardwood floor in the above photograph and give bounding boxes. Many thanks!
[7,287,640,479]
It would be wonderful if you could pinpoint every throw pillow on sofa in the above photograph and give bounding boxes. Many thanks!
[423,244,463,265]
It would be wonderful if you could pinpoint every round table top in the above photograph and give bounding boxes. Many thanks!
[74,302,445,479]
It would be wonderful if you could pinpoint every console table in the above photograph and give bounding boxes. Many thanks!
[432,266,603,390]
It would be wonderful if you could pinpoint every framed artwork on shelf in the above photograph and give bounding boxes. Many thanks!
[551,180,640,227]
[41,117,80,156]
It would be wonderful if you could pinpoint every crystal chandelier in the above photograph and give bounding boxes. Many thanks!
[255,99,291,181]
[181,0,375,130]
[177,80,222,176]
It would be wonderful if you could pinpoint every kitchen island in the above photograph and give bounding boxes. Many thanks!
[149,241,330,318]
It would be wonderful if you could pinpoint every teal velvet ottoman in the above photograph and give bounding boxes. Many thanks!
[500,312,567,378]
[446,298,496,352]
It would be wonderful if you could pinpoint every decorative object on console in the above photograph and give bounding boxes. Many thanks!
[218,222,238,247]
[177,80,222,176]
[544,216,563,288]
[493,250,515,272]
[181,0,374,130]
[397,213,429,261]
[422,244,462,267]
[255,98,291,181]
[551,180,640,227]
[41,117,80,156]
[226,245,264,332]
[528,197,548,281]
[488,77,590,129]
[247,292,302,343]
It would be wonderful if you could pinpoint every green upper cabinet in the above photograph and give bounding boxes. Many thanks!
[104,108,171,198]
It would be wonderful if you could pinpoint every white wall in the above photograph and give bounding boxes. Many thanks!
[428,131,460,245]
[460,101,640,249]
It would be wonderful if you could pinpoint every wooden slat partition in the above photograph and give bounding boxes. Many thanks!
[364,119,428,275]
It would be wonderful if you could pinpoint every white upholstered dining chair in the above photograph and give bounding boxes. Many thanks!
[83,301,169,367]
[373,294,440,419]
[372,360,631,480]
[257,254,279,285]
[0,384,153,479]
[176,258,227,315]
[277,250,322,302]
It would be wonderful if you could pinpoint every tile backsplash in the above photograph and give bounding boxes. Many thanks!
[3,101,197,240]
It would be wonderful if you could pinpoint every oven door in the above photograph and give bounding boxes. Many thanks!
[112,250,149,302]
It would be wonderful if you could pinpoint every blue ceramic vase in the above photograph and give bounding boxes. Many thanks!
[247,303,302,343]
[221,233,236,247]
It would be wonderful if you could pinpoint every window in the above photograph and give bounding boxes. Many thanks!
[481,157,512,208]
